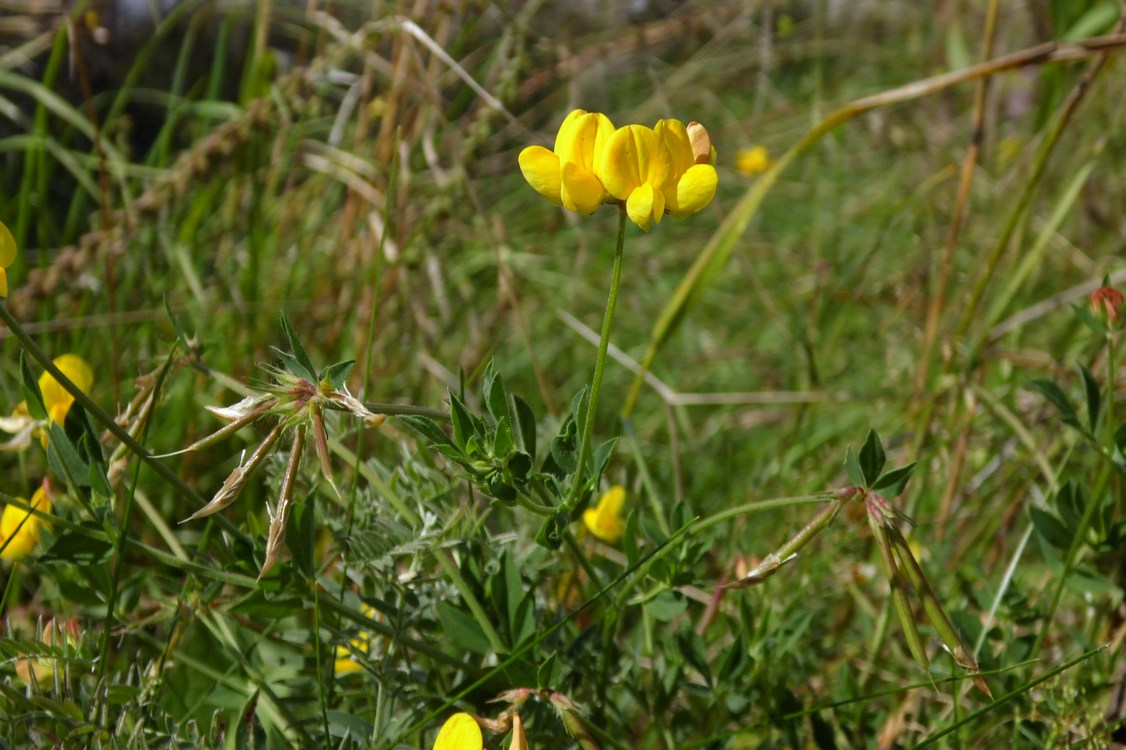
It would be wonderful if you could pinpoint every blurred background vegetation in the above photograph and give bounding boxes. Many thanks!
[0,0,1124,747]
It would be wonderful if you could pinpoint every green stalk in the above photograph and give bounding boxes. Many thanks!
[562,205,628,513]
[868,513,930,674]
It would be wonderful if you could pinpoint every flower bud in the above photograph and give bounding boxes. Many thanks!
[1090,286,1124,329]
[686,122,714,165]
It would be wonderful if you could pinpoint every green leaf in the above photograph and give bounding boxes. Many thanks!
[493,416,514,459]
[858,430,885,487]
[20,353,47,421]
[594,437,618,476]
[676,629,713,687]
[1054,482,1086,531]
[436,601,492,655]
[279,312,317,381]
[872,462,916,497]
[1078,363,1100,433]
[1030,507,1070,552]
[549,415,579,475]
[844,446,864,486]
[46,423,91,489]
[483,360,509,425]
[448,392,478,453]
[513,395,537,460]
[1030,379,1081,428]
[41,528,113,565]
[271,347,316,383]
[321,360,355,389]
[398,415,457,450]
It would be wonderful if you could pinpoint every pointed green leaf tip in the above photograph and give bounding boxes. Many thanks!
[279,312,317,381]
[858,429,886,488]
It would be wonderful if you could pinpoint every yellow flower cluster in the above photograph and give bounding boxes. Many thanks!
[519,109,718,232]
[1,483,52,560]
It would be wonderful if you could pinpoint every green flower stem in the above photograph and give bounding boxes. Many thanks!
[0,302,250,544]
[563,204,628,513]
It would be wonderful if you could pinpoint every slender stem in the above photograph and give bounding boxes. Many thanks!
[563,205,628,512]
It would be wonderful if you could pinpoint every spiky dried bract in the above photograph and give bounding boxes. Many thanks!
[259,424,306,579]
[182,424,285,523]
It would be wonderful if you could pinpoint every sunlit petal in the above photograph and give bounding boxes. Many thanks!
[561,162,605,214]
[670,164,718,218]
[433,713,483,750]
[625,182,663,232]
[518,146,563,205]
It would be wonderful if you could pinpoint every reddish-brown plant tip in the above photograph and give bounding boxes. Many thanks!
[1090,286,1124,328]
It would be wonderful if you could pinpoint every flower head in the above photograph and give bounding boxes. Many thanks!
[519,109,615,214]
[0,220,15,297]
[0,354,94,451]
[335,605,382,675]
[583,485,627,544]
[433,712,483,750]
[1,483,53,560]
[519,111,719,231]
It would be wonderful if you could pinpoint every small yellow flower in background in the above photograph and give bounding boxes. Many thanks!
[335,605,381,675]
[434,712,483,750]
[0,354,94,451]
[735,146,771,176]
[1,483,53,560]
[519,109,615,214]
[583,485,627,544]
[0,219,15,297]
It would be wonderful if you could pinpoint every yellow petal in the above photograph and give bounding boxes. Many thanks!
[38,354,94,413]
[434,713,483,750]
[583,485,628,543]
[669,164,718,218]
[556,111,615,173]
[0,495,44,560]
[518,146,563,205]
[553,109,590,153]
[655,119,694,177]
[625,182,664,233]
[0,220,14,267]
[600,125,650,200]
[560,162,605,214]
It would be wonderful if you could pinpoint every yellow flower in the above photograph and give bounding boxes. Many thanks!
[583,485,627,544]
[1,485,52,560]
[0,354,93,450]
[434,712,483,750]
[0,219,15,297]
[735,146,771,176]
[14,618,80,685]
[38,354,94,428]
[599,124,673,232]
[655,119,719,219]
[519,109,615,214]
